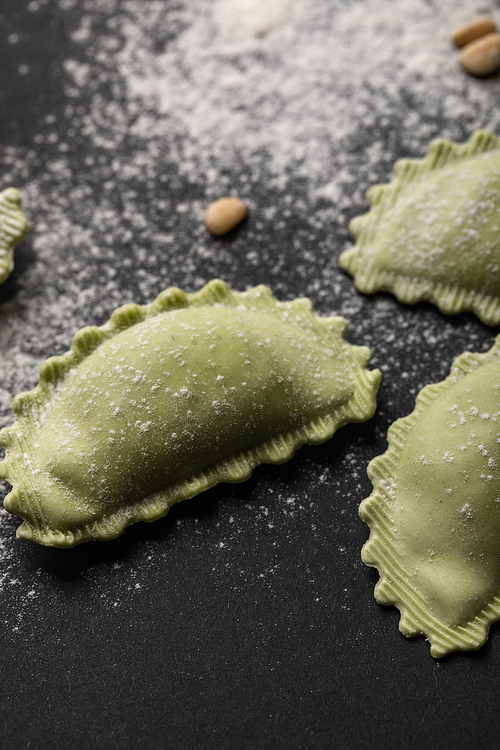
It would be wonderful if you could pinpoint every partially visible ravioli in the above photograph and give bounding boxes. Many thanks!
[0,279,380,548]
[0,188,29,285]
[340,130,500,326]
[361,336,500,657]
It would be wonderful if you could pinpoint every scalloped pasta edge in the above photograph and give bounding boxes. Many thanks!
[338,263,500,325]
[0,188,29,285]
[339,129,500,326]
[360,336,500,657]
[0,279,381,547]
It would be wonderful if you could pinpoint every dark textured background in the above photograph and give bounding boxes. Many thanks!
[0,1,500,748]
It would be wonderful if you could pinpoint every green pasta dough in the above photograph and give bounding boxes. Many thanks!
[340,130,500,326]
[0,279,380,548]
[0,188,29,285]
[361,337,500,657]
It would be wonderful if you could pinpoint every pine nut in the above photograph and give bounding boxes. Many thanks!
[204,197,247,235]
[459,32,500,76]
[452,16,497,48]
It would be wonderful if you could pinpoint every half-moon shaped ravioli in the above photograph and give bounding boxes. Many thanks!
[340,130,500,326]
[0,188,29,285]
[0,279,380,548]
[361,336,500,657]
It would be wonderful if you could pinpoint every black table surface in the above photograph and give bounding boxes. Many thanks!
[1,1,500,748]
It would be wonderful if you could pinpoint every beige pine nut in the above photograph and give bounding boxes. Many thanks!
[459,32,500,76]
[204,197,247,235]
[452,16,497,47]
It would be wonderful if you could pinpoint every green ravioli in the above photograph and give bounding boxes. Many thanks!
[0,279,380,548]
[0,188,29,285]
[340,130,500,326]
[361,337,500,657]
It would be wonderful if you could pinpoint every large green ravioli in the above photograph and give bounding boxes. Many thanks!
[340,130,500,326]
[361,337,500,657]
[0,280,380,548]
